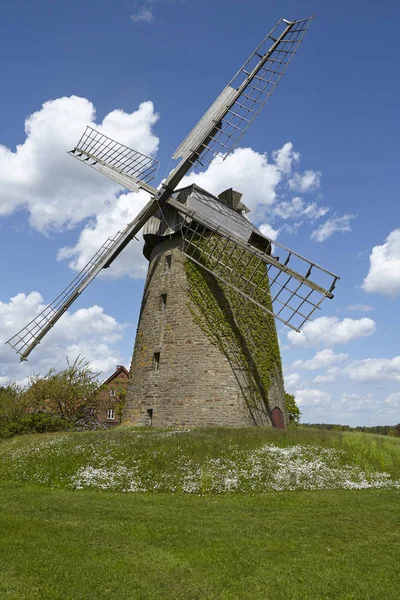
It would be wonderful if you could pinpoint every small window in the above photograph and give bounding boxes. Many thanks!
[146,408,153,426]
[109,389,116,397]
[153,352,160,371]
[165,254,172,271]
[107,409,116,420]
[160,293,167,310]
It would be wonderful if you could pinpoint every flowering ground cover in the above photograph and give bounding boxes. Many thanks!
[0,426,399,493]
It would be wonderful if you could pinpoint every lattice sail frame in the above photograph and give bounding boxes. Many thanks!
[6,229,127,359]
[173,16,314,168]
[69,126,159,192]
[6,192,161,361]
[181,220,338,332]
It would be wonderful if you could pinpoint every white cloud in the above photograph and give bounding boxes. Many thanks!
[302,202,329,221]
[0,96,159,231]
[181,144,327,229]
[346,304,374,312]
[292,349,348,370]
[345,357,400,383]
[181,147,281,220]
[271,142,300,174]
[58,190,150,279]
[340,392,375,413]
[259,223,279,241]
[288,316,376,347]
[272,196,329,223]
[384,392,400,408]
[311,214,355,242]
[338,391,400,418]
[288,170,321,193]
[295,388,332,408]
[0,292,128,382]
[284,372,301,390]
[130,8,154,23]
[362,229,400,297]
[312,367,340,383]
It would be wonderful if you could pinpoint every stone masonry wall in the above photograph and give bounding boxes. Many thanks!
[125,236,287,427]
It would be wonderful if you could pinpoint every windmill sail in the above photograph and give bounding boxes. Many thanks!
[173,16,314,168]
[167,192,338,332]
[6,194,159,361]
[69,126,159,195]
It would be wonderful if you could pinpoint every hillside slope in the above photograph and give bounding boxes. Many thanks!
[1,426,399,493]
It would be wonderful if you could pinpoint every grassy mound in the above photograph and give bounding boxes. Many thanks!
[1,426,399,493]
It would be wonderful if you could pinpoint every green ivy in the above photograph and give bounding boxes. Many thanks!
[184,238,284,423]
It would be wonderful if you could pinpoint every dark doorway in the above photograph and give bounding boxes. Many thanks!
[271,407,285,429]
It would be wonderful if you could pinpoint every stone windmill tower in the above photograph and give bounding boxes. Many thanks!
[7,15,339,428]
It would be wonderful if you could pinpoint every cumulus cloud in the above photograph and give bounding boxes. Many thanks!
[0,291,128,382]
[338,391,400,419]
[295,388,332,408]
[288,316,376,347]
[312,367,340,383]
[0,96,159,231]
[346,304,374,312]
[345,356,400,383]
[271,142,300,174]
[288,170,321,193]
[259,223,279,241]
[180,147,281,219]
[311,214,355,242]
[339,392,375,413]
[292,349,348,370]
[272,196,329,223]
[362,229,400,297]
[284,372,302,390]
[58,190,150,279]
[180,143,325,225]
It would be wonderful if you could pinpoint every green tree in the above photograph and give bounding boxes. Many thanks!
[284,392,301,425]
[25,356,103,422]
[0,383,27,429]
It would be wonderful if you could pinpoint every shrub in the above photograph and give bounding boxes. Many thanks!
[25,356,102,421]
[284,392,301,424]
[0,383,27,430]
[1,413,71,438]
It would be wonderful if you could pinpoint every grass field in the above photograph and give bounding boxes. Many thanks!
[1,427,399,599]
[1,485,399,599]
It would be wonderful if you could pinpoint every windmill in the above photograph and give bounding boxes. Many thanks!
[7,15,339,428]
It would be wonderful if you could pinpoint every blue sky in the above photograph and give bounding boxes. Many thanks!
[1,0,399,425]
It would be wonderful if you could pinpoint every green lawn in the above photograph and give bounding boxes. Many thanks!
[1,485,399,600]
